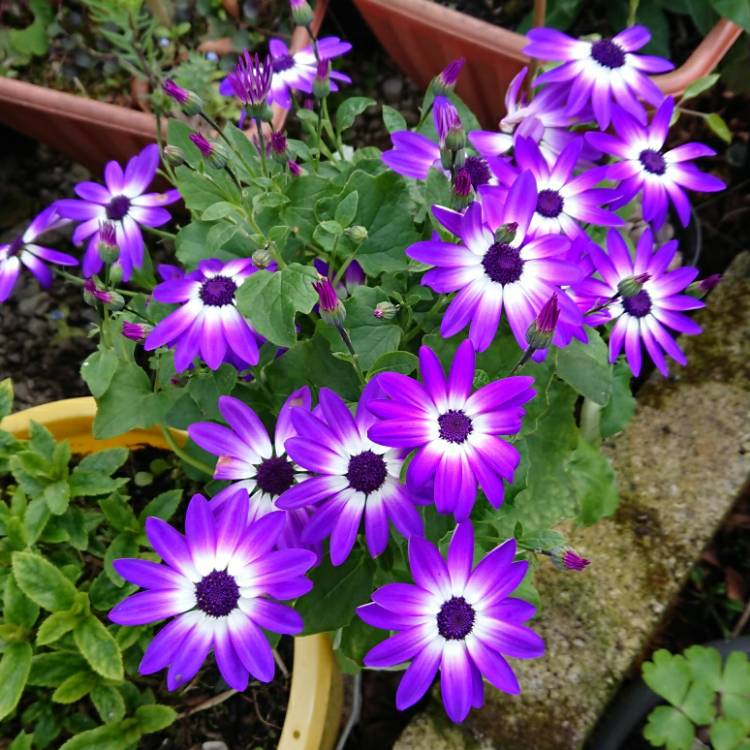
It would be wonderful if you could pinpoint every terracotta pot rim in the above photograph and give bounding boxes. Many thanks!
[0,396,343,750]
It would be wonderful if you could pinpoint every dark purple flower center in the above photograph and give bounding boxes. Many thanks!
[639,149,666,175]
[8,236,24,256]
[482,242,524,285]
[437,596,475,640]
[463,156,491,189]
[272,54,295,73]
[106,195,131,221]
[622,289,652,318]
[591,39,626,69]
[200,275,237,307]
[346,450,387,495]
[438,410,473,444]
[536,189,564,218]
[195,570,239,617]
[256,455,296,497]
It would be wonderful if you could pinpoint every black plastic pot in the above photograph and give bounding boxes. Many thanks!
[587,636,750,750]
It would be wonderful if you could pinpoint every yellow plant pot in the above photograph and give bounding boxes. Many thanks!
[1,397,343,750]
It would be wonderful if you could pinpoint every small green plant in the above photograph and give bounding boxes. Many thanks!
[642,646,750,750]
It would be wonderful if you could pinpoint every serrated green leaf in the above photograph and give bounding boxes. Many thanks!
[600,360,636,438]
[104,533,139,586]
[643,705,695,750]
[139,489,183,522]
[12,551,77,611]
[77,448,129,476]
[0,642,32,721]
[135,704,178,733]
[28,651,88,687]
[99,495,139,533]
[52,670,98,704]
[74,616,124,681]
[36,609,82,646]
[3,574,39,629]
[569,437,619,525]
[91,684,126,724]
[381,104,406,133]
[336,97,376,133]
[58,719,141,750]
[24,496,50,543]
[43,480,71,515]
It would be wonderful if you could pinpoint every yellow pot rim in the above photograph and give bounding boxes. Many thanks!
[1,397,342,750]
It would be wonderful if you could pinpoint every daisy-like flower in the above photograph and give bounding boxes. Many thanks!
[358,523,544,722]
[109,492,316,691]
[469,67,588,166]
[55,144,180,281]
[407,172,581,352]
[144,258,261,372]
[188,390,313,549]
[494,137,621,239]
[277,380,423,566]
[586,97,725,230]
[0,206,76,302]
[367,341,535,520]
[382,132,440,180]
[221,37,351,111]
[524,26,673,129]
[577,228,703,376]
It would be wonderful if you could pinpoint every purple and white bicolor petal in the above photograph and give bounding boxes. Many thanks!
[358,524,543,722]
[110,492,315,691]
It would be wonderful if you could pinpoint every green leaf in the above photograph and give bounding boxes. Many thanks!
[680,680,716,726]
[52,670,98,704]
[3,574,39,629]
[569,437,619,525]
[91,684,126,724]
[81,349,119,399]
[368,351,418,377]
[382,104,407,134]
[709,717,748,750]
[235,263,320,348]
[58,719,141,750]
[24,496,50,543]
[336,97,376,133]
[99,495,139,533]
[643,649,691,706]
[8,731,32,750]
[93,362,177,439]
[8,0,53,56]
[139,489,183,522]
[43,480,71,515]
[201,201,238,221]
[681,73,721,102]
[0,377,13,419]
[74,616,124,681]
[556,331,613,405]
[711,0,750,33]
[104,533,139,586]
[0,642,32,721]
[77,448,129,476]
[600,360,636,438]
[37,609,82,646]
[135,704,178,733]
[721,650,750,692]
[12,551,77,611]
[706,112,732,143]
[643,705,695,750]
[684,645,722,690]
[69,469,128,497]
[28,651,88,687]
[335,191,359,227]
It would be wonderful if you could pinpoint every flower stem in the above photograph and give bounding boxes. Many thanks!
[255,117,268,177]
[337,325,365,384]
[143,225,176,240]
[159,424,215,475]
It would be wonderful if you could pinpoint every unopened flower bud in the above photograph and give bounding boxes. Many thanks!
[290,0,314,27]
[189,132,228,169]
[687,273,721,298]
[494,222,518,244]
[452,168,472,197]
[433,58,465,96]
[122,321,152,342]
[98,221,119,264]
[314,277,346,328]
[163,79,203,116]
[270,131,287,157]
[373,301,399,320]
[526,294,559,351]
[550,546,590,572]
[83,279,123,309]
[445,124,466,152]
[252,247,274,269]
[288,160,302,176]
[109,263,123,286]
[313,60,330,100]
[164,145,186,167]
[618,272,650,298]
[345,225,368,244]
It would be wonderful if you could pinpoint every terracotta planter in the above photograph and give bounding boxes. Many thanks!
[352,0,742,127]
[0,0,328,172]
[0,396,343,750]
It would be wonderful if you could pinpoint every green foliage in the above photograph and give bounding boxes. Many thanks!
[643,647,750,750]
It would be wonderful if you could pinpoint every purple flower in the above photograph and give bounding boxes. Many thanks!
[224,51,272,109]
[524,26,673,129]
[188,390,314,550]
[313,276,338,311]
[469,68,588,166]
[162,79,189,105]
[56,144,180,281]
[577,228,703,376]
[587,97,725,229]
[0,206,76,301]
[122,321,151,342]
[407,173,581,352]
[277,381,423,566]
[434,96,462,145]
[109,492,316,691]
[382,131,441,181]
[221,37,351,111]
[494,137,621,238]
[435,58,464,92]
[358,523,544,722]
[561,549,590,571]
[83,278,114,304]
[144,258,261,372]
[367,341,535,520]
[189,132,213,157]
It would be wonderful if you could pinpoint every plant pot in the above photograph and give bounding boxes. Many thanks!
[588,637,750,750]
[0,396,343,750]
[352,0,742,127]
[0,0,329,172]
